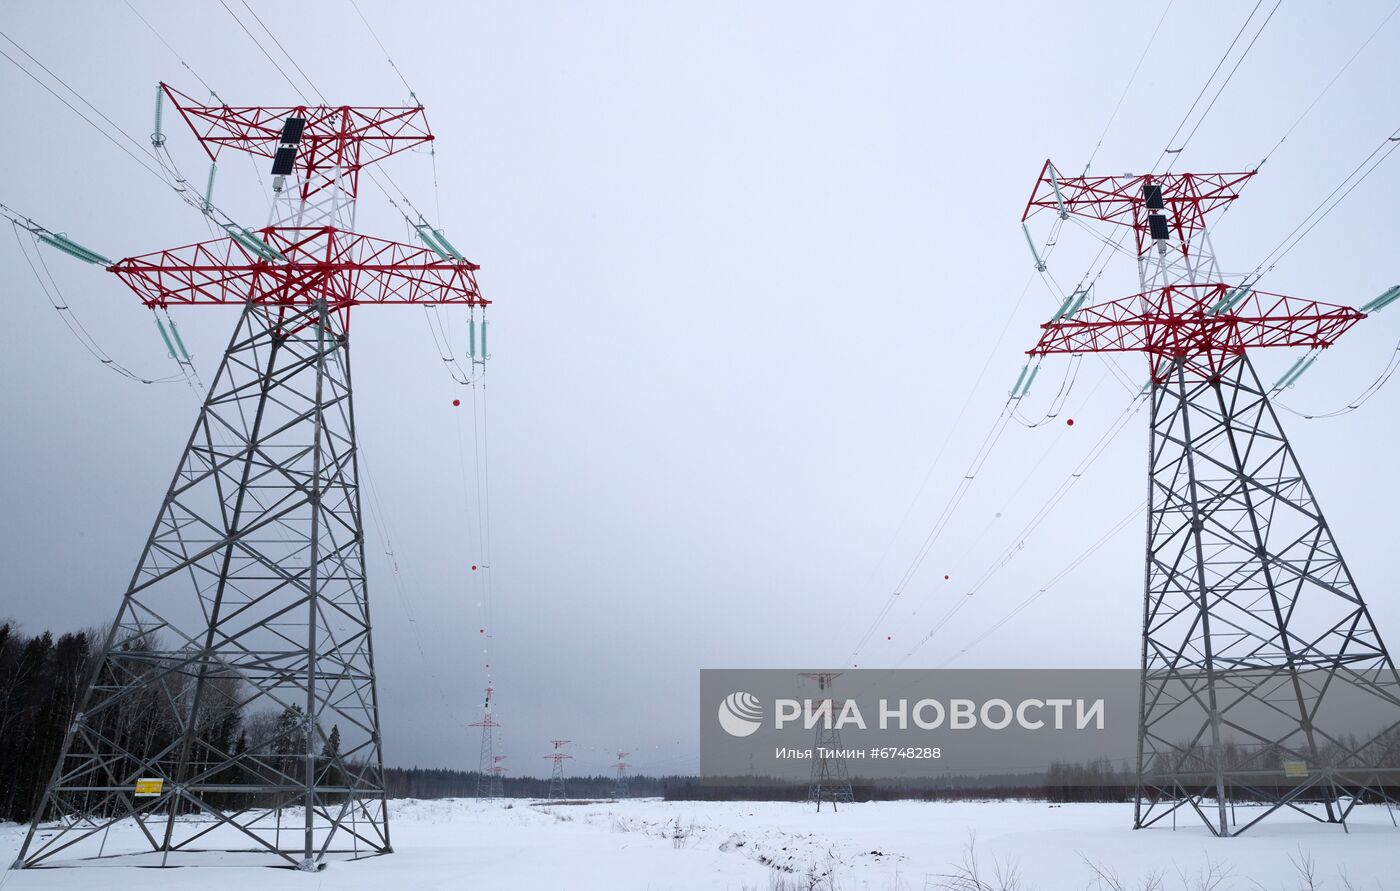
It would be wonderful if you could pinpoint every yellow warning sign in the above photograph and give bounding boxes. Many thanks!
[134,778,164,797]
[1282,761,1308,778]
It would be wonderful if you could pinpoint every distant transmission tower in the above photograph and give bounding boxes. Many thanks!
[611,751,631,799]
[15,86,486,870]
[1022,162,1400,836]
[544,740,572,800]
[799,672,854,811]
[470,686,502,799]
[490,756,507,799]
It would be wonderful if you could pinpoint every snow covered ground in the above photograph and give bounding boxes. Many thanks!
[2,797,1397,889]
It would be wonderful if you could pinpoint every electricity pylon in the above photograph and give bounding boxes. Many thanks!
[15,85,486,870]
[489,757,507,799]
[610,751,631,799]
[1023,161,1400,836]
[544,740,572,800]
[470,686,502,799]
[799,672,854,811]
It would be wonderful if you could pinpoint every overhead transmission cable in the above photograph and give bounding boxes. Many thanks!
[1273,334,1400,419]
[1254,0,1400,171]
[842,168,1106,662]
[9,221,184,385]
[1082,0,1176,173]
[935,500,1145,668]
[1158,0,1284,173]
[123,0,223,102]
[895,387,1149,664]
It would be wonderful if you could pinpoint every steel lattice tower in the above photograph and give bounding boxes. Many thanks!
[610,751,631,799]
[799,672,854,811]
[1022,162,1400,836]
[543,740,572,800]
[489,757,507,799]
[15,85,486,870]
[469,686,502,799]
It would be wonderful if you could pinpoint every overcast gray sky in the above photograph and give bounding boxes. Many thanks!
[2,0,1399,778]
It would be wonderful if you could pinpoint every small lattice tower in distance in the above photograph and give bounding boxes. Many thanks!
[544,740,572,800]
[489,756,507,799]
[798,672,854,812]
[469,686,502,799]
[611,752,631,799]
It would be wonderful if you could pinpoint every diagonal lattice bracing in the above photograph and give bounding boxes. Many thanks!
[16,88,488,872]
[16,299,390,869]
[1134,353,1400,836]
[1023,159,1400,835]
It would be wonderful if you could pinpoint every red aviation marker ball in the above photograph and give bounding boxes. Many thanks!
[453,399,460,406]
[1066,418,1075,426]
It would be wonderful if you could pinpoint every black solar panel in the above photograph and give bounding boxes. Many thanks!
[280,117,306,145]
[1143,184,1164,210]
[1147,213,1170,240]
[271,146,297,176]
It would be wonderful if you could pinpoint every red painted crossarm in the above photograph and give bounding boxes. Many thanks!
[1021,160,1255,257]
[162,84,433,201]
[109,227,486,310]
[1028,284,1364,380]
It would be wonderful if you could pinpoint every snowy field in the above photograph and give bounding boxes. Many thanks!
[2,798,1398,889]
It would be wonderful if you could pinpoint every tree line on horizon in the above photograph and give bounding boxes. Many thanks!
[0,620,353,824]
[13,619,1394,821]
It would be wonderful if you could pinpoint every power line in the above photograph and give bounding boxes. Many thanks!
[1152,0,1273,171]
[1083,0,1177,172]
[216,0,313,102]
[896,388,1149,664]
[349,0,417,100]
[1250,122,1400,277]
[239,0,325,100]
[937,500,1143,668]
[1274,332,1400,419]
[0,40,166,183]
[1161,0,1284,172]
[123,0,223,102]
[10,222,184,385]
[1254,0,1400,170]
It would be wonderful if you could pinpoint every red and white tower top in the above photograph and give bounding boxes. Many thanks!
[1022,160,1364,381]
[109,85,485,329]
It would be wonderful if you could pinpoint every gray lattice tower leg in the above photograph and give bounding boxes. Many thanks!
[475,725,494,799]
[547,760,566,800]
[15,300,390,869]
[1134,353,1400,836]
[808,727,854,812]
